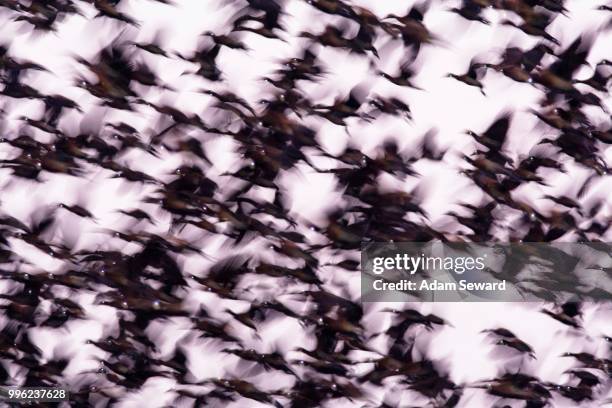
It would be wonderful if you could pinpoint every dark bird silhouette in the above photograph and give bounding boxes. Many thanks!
[175,44,222,81]
[532,35,593,95]
[383,2,437,55]
[93,0,139,26]
[466,112,512,151]
[58,203,95,219]
[541,301,582,328]
[300,24,378,58]
[471,373,551,404]
[232,2,285,41]
[447,59,488,95]
[449,0,491,25]
[223,347,297,376]
[202,31,248,50]
[501,12,560,45]
[484,43,554,82]
[376,308,448,340]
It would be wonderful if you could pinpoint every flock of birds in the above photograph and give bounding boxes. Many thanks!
[0,0,611,406]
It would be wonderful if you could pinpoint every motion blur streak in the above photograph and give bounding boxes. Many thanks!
[0,0,610,407]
